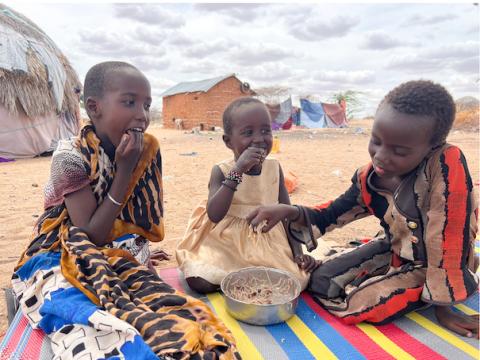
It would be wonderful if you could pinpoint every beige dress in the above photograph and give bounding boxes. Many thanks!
[176,158,310,289]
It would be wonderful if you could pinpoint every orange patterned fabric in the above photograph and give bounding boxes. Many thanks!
[13,124,240,359]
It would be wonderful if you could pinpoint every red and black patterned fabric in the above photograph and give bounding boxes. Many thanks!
[304,144,478,324]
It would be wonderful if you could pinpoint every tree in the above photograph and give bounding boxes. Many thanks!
[329,90,364,120]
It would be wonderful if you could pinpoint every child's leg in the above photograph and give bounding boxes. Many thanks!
[186,277,220,294]
[308,236,392,298]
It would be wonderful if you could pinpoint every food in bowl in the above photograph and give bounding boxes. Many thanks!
[228,273,296,305]
[221,267,301,325]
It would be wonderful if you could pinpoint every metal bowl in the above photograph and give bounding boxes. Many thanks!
[220,266,301,326]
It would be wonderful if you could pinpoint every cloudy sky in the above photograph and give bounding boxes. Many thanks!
[5,2,479,116]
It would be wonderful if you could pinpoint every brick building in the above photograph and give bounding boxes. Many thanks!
[161,74,255,130]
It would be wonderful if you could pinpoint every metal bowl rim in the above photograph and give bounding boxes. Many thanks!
[220,266,301,307]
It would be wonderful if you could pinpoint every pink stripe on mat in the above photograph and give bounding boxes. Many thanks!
[159,267,183,291]
[1,314,28,358]
[376,323,447,360]
[23,327,46,360]
[302,293,395,360]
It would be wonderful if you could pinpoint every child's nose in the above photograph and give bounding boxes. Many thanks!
[374,147,389,164]
[136,107,148,122]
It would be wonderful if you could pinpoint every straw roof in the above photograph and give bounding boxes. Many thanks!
[0,4,81,118]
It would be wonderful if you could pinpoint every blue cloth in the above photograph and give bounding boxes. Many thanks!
[16,252,61,281]
[39,287,98,334]
[300,99,326,128]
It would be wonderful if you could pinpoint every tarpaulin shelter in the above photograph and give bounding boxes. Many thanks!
[266,97,294,130]
[300,98,347,129]
[0,5,81,159]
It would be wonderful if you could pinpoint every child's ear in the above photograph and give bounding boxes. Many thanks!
[223,134,233,150]
[85,97,100,119]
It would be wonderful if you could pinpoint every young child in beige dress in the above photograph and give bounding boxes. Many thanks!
[176,97,316,293]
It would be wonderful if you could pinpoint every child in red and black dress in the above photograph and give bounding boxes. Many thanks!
[248,80,479,338]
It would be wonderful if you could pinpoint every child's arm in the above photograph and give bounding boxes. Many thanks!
[278,166,318,273]
[207,147,265,223]
[421,146,479,338]
[248,169,371,234]
[65,132,143,246]
[206,165,235,223]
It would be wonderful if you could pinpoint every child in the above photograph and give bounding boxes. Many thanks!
[176,97,316,294]
[247,80,479,338]
[12,61,239,359]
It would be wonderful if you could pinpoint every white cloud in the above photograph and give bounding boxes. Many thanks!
[132,27,167,46]
[78,29,166,59]
[425,41,479,60]
[386,41,480,73]
[193,3,266,22]
[183,39,231,58]
[3,1,478,117]
[314,70,376,85]
[113,4,185,28]
[404,14,457,26]
[167,32,196,47]
[131,57,170,72]
[180,60,221,75]
[229,44,294,66]
[289,15,360,41]
[244,63,296,83]
[451,57,480,74]
[362,32,408,50]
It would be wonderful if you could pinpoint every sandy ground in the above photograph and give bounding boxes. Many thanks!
[0,119,478,334]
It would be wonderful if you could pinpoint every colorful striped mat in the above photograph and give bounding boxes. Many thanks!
[1,266,479,359]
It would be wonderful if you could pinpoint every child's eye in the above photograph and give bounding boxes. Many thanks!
[370,137,380,145]
[144,103,151,111]
[242,129,253,136]
[123,100,135,107]
[261,128,271,135]
[393,149,409,157]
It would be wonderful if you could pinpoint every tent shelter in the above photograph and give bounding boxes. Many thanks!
[0,5,81,159]
[300,98,347,128]
[266,97,295,130]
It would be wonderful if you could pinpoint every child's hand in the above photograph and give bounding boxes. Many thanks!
[435,305,479,338]
[295,255,320,273]
[150,249,171,266]
[115,131,144,174]
[234,146,266,174]
[247,204,292,233]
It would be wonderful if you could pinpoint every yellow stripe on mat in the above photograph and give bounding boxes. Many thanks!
[405,312,478,358]
[454,304,479,316]
[356,323,415,360]
[286,315,337,360]
[207,293,264,360]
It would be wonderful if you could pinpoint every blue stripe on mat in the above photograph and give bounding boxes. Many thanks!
[296,299,365,360]
[0,309,22,350]
[463,292,479,312]
[13,324,32,358]
[237,322,289,360]
[266,321,314,360]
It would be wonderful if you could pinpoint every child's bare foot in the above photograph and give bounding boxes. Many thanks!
[435,305,479,338]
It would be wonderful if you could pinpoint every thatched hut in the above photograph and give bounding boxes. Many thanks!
[0,4,81,159]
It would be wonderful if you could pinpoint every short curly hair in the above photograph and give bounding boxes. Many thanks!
[379,80,456,145]
[223,97,269,135]
[83,61,138,100]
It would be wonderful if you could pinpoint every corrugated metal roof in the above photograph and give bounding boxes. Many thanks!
[161,74,236,97]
